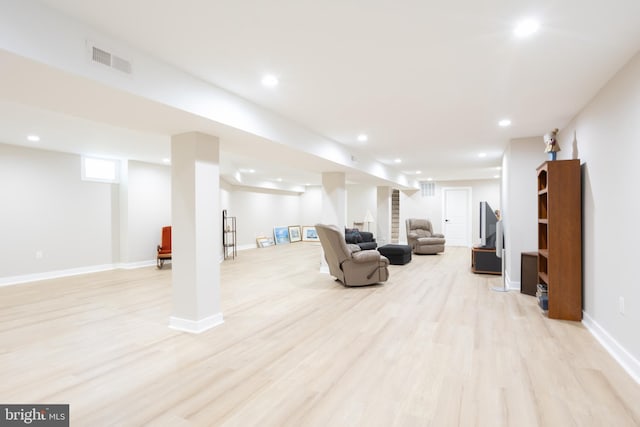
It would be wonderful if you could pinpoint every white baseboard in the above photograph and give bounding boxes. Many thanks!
[504,269,521,291]
[118,260,156,269]
[237,243,257,251]
[169,313,224,333]
[0,263,115,287]
[1,259,159,287]
[583,312,640,384]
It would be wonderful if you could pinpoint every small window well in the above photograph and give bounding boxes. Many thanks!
[82,156,119,183]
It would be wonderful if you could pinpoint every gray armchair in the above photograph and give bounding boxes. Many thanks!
[316,224,389,286]
[406,218,446,254]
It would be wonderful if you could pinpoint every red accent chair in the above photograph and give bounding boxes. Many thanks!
[157,226,172,268]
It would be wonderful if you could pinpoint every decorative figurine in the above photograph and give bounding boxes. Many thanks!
[544,128,560,160]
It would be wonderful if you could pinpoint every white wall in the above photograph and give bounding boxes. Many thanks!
[300,185,323,226]
[0,144,176,283]
[223,184,323,249]
[126,161,171,263]
[399,179,500,245]
[0,147,322,279]
[558,51,640,374]
[346,184,376,231]
[0,143,113,279]
[220,182,392,249]
[502,137,545,289]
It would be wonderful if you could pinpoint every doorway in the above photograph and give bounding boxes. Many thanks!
[442,187,471,246]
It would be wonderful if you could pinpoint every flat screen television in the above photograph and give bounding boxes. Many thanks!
[479,201,498,248]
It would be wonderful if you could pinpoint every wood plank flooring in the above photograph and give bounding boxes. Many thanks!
[1,244,639,426]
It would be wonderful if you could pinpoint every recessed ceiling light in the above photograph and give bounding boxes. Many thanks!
[416,170,422,175]
[494,175,501,179]
[498,119,511,127]
[357,134,368,142]
[496,166,502,170]
[27,135,40,142]
[478,153,487,158]
[426,177,433,181]
[394,158,402,164]
[261,74,279,87]
[514,19,540,38]
[162,158,170,164]
[276,177,283,182]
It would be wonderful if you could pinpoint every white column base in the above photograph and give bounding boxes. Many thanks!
[169,313,224,334]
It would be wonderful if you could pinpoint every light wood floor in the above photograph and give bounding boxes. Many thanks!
[1,244,639,426]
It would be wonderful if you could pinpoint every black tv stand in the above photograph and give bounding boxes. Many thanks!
[471,246,501,275]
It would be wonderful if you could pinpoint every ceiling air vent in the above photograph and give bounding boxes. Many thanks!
[111,55,132,74]
[90,44,132,74]
[92,46,111,67]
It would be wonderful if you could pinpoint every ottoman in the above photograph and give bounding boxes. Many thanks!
[378,244,412,265]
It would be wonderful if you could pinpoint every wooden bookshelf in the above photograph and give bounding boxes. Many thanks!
[536,159,582,320]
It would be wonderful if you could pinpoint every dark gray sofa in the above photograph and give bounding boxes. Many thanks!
[345,228,377,250]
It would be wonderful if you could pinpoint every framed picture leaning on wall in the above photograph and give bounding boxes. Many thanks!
[256,236,275,248]
[288,225,302,243]
[273,226,290,245]
[302,226,319,241]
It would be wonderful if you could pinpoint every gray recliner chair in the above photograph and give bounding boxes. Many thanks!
[316,224,389,286]
[406,218,446,254]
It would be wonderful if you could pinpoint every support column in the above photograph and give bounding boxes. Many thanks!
[111,160,128,265]
[169,132,223,333]
[376,186,392,246]
[320,172,346,272]
[321,172,347,229]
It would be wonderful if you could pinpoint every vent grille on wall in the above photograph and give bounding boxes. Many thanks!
[90,44,132,74]
[421,181,435,197]
[92,46,111,66]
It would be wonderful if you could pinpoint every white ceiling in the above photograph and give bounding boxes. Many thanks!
[3,0,640,186]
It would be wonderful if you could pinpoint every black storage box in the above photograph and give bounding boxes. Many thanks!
[377,244,412,265]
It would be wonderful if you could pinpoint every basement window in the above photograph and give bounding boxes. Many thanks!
[421,181,435,197]
[81,156,119,183]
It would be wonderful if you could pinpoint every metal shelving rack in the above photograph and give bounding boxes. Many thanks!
[223,211,236,260]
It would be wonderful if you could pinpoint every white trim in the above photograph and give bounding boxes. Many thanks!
[0,264,114,287]
[169,313,224,334]
[505,268,520,291]
[237,243,257,251]
[118,260,156,269]
[0,260,160,287]
[582,312,640,384]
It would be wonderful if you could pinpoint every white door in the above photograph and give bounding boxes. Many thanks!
[442,187,471,246]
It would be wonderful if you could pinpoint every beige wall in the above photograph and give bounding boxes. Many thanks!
[347,184,377,231]
[126,161,172,262]
[502,137,545,288]
[0,145,173,283]
[0,144,114,279]
[557,51,640,371]
[501,51,640,378]
[223,185,300,248]
[221,183,323,249]
[400,179,500,246]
